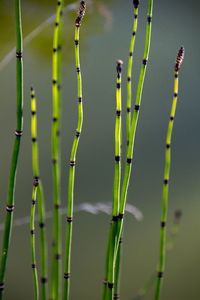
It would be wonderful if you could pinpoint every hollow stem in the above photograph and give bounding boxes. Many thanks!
[51,0,64,299]
[31,88,48,300]
[126,0,140,145]
[155,47,185,300]
[63,2,86,300]
[0,1,23,298]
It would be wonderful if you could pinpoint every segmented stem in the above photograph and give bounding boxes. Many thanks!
[105,60,123,300]
[126,0,140,145]
[0,1,23,298]
[63,2,86,300]
[31,88,48,300]
[51,0,64,299]
[155,47,185,300]
[30,184,39,300]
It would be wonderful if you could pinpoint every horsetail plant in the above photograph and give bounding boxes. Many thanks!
[51,0,64,298]
[126,0,140,145]
[63,2,86,300]
[0,1,23,298]
[103,60,123,300]
[103,1,153,299]
[30,87,48,300]
[154,46,185,300]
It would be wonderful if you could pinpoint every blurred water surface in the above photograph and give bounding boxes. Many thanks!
[0,0,200,299]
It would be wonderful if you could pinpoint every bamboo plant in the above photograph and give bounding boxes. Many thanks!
[155,46,185,300]
[0,1,23,298]
[63,2,86,300]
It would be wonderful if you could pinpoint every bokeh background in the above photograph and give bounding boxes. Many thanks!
[0,0,200,299]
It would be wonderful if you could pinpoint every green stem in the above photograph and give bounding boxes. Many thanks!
[31,87,48,300]
[126,0,140,145]
[154,47,185,300]
[63,2,86,300]
[0,1,23,298]
[51,1,64,299]
[30,185,39,300]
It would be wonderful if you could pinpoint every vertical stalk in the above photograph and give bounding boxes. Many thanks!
[30,184,39,300]
[31,87,48,300]
[126,0,140,145]
[155,47,185,300]
[51,0,64,299]
[63,2,86,300]
[0,1,23,298]
[113,237,122,300]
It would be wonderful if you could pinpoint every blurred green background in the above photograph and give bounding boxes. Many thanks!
[0,0,200,299]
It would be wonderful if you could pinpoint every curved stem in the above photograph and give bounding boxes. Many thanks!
[0,1,23,298]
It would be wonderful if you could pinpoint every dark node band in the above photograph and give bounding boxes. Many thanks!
[135,104,140,111]
[166,143,171,149]
[30,229,35,235]
[119,237,123,244]
[134,14,138,19]
[170,116,174,121]
[163,179,169,185]
[15,130,23,137]
[39,222,45,228]
[174,73,178,78]
[133,0,139,8]
[160,221,166,228]
[127,76,131,82]
[132,31,136,36]
[54,204,61,209]
[112,215,118,222]
[32,263,36,269]
[31,111,36,115]
[129,51,133,57]
[78,97,82,103]
[53,48,57,53]
[75,39,79,46]
[76,67,80,73]
[157,271,164,278]
[116,83,121,89]
[33,176,40,186]
[115,155,120,162]
[64,272,71,280]
[55,22,59,27]
[55,254,61,260]
[76,130,81,138]
[127,157,132,164]
[116,110,121,117]
[118,213,124,220]
[52,158,57,164]
[147,15,152,23]
[0,283,5,291]
[41,277,48,284]
[114,294,120,300]
[53,117,58,122]
[6,205,15,213]
[174,92,178,98]
[70,160,76,167]
[16,51,22,59]
[67,216,73,223]
[31,93,35,99]
[116,62,123,73]
[52,79,57,85]
[143,58,148,66]
[127,107,131,113]
[108,282,114,289]
[32,137,37,142]
[57,0,61,5]
[32,199,36,205]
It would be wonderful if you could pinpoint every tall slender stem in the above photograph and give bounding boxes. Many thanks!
[63,2,86,300]
[51,0,64,299]
[31,87,48,300]
[126,0,140,145]
[0,1,23,298]
[155,47,185,300]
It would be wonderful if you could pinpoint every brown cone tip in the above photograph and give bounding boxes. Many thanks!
[75,1,86,27]
[175,46,185,72]
[117,59,123,66]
